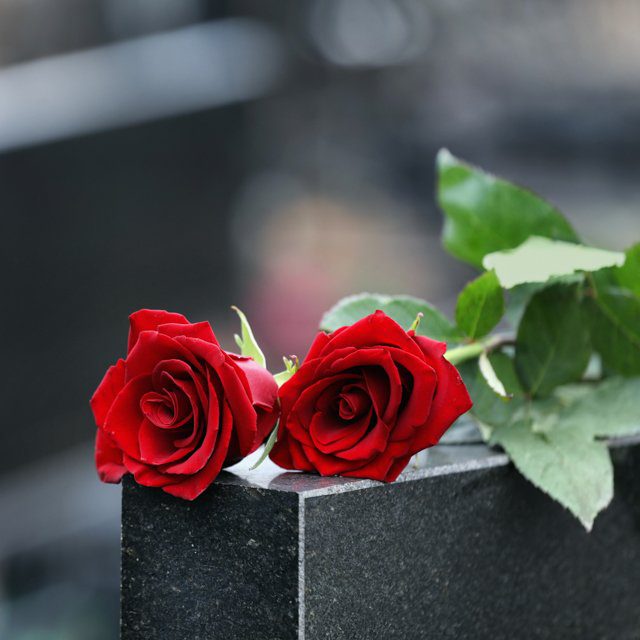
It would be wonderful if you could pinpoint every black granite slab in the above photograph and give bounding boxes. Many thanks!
[121,439,640,640]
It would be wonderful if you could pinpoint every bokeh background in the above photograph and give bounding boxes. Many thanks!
[1,1,639,637]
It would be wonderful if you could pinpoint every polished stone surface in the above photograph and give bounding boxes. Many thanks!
[219,441,508,495]
[121,479,299,640]
[121,440,640,640]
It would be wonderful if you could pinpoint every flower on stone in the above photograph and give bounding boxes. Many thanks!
[90,309,279,499]
[270,311,472,482]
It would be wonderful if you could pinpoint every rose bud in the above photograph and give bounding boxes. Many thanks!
[270,310,472,482]
[90,309,279,500]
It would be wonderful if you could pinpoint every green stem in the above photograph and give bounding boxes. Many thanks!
[444,342,485,365]
[445,333,515,366]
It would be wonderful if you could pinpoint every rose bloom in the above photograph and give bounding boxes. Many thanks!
[90,310,278,499]
[270,311,472,482]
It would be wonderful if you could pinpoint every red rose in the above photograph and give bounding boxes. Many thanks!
[90,309,279,499]
[270,311,472,482]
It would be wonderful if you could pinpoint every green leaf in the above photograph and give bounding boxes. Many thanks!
[504,275,585,328]
[478,351,510,398]
[505,283,544,328]
[274,370,292,386]
[484,236,624,289]
[584,273,640,376]
[488,350,524,397]
[613,243,640,298]
[458,352,523,432]
[436,149,579,268]
[554,377,640,439]
[231,306,266,368]
[464,369,637,529]
[320,293,461,342]
[250,422,280,470]
[515,283,590,396]
[274,356,298,387]
[491,419,613,531]
[455,271,504,339]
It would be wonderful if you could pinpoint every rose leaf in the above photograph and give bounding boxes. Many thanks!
[231,306,266,368]
[583,271,640,376]
[436,149,578,268]
[515,283,591,397]
[250,422,279,470]
[458,352,523,433]
[610,242,640,298]
[504,275,583,328]
[455,270,504,339]
[478,351,511,398]
[274,356,298,387]
[490,418,613,531]
[320,293,462,342]
[483,236,625,289]
[553,376,640,439]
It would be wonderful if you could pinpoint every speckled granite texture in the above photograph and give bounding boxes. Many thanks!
[121,441,640,640]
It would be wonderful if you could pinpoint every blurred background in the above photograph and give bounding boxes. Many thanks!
[1,0,639,637]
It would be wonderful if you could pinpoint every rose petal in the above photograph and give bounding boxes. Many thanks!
[229,354,280,456]
[95,429,126,483]
[276,356,326,414]
[384,454,412,482]
[380,347,438,441]
[269,427,295,468]
[138,418,193,465]
[302,442,366,476]
[313,379,362,415]
[123,454,174,488]
[181,338,261,457]
[337,384,371,421]
[90,359,126,429]
[361,366,394,422]
[303,330,333,361]
[162,401,234,500]
[308,408,372,454]
[128,309,189,354]
[152,359,208,416]
[322,349,403,424]
[230,355,278,412]
[291,373,357,431]
[335,418,391,461]
[103,375,153,458]
[337,451,400,482]
[413,334,447,359]
[126,331,203,382]
[162,377,202,450]
[411,335,473,451]
[324,310,423,358]
[140,389,192,428]
[157,321,219,345]
[162,368,221,475]
[139,391,174,426]
[254,405,278,449]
